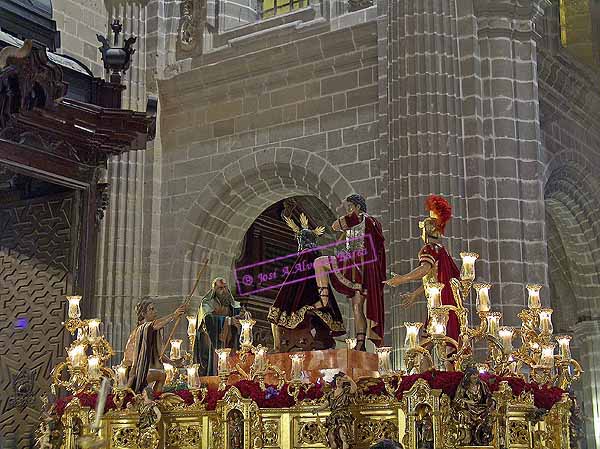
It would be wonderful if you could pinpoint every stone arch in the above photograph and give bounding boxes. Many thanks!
[544,155,600,327]
[169,147,354,294]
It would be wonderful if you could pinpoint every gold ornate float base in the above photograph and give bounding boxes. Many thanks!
[53,377,572,449]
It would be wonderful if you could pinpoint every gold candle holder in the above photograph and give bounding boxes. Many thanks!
[429,308,449,337]
[375,346,393,376]
[68,344,86,368]
[251,345,268,373]
[170,339,183,360]
[556,335,572,361]
[526,284,542,309]
[474,283,492,313]
[425,282,444,309]
[216,348,231,375]
[163,363,175,385]
[459,252,479,281]
[116,365,128,387]
[404,322,422,350]
[539,308,554,335]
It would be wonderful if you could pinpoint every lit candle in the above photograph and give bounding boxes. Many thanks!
[459,252,479,281]
[488,312,502,338]
[88,356,100,379]
[68,344,85,368]
[87,319,101,341]
[541,344,555,368]
[239,311,255,349]
[345,338,357,350]
[474,283,491,312]
[498,326,514,355]
[66,296,82,319]
[216,348,231,375]
[116,365,128,387]
[404,322,422,349]
[526,284,542,309]
[539,309,553,335]
[186,315,197,337]
[252,345,268,373]
[163,363,175,385]
[376,346,393,375]
[425,282,444,308]
[430,309,448,337]
[187,365,199,388]
[556,335,572,361]
[289,353,305,381]
[170,339,183,360]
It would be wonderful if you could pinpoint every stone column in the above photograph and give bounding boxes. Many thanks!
[384,0,552,366]
[574,320,600,449]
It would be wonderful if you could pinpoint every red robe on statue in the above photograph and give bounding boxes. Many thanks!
[418,243,460,343]
[327,212,386,345]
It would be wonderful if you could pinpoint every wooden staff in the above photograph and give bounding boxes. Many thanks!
[159,258,209,358]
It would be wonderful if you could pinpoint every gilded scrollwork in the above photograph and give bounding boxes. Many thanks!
[262,420,279,446]
[166,423,202,449]
[354,419,398,445]
[112,428,139,448]
[508,421,531,446]
[297,421,327,445]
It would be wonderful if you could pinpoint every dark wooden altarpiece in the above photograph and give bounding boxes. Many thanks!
[0,40,155,447]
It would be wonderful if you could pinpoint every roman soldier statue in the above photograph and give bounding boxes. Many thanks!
[383,195,460,343]
[314,194,386,351]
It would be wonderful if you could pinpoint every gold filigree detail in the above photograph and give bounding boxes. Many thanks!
[267,304,345,332]
[508,421,530,445]
[297,421,326,445]
[112,428,139,448]
[354,419,398,444]
[262,420,279,446]
[166,423,202,449]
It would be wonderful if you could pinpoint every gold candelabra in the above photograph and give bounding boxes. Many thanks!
[403,253,582,390]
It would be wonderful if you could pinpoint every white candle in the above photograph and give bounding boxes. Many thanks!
[239,311,255,349]
[216,348,231,374]
[345,338,357,350]
[459,252,479,281]
[488,312,501,339]
[87,319,101,341]
[426,282,444,308]
[526,284,542,309]
[117,365,128,387]
[404,322,422,349]
[187,365,199,388]
[474,283,491,312]
[69,344,85,368]
[170,339,182,360]
[539,309,554,335]
[376,346,392,375]
[88,356,100,379]
[498,327,514,355]
[541,345,555,368]
[186,315,197,337]
[66,296,82,319]
[290,353,305,381]
[163,363,175,385]
[252,345,268,373]
[556,335,572,361]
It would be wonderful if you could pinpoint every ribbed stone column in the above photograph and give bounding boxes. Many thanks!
[384,0,552,366]
[94,1,149,362]
[574,320,600,449]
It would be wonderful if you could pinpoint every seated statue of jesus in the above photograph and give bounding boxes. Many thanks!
[122,298,187,395]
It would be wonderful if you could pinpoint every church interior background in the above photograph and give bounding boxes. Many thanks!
[1,0,600,448]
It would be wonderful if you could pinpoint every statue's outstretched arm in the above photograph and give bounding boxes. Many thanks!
[383,261,432,287]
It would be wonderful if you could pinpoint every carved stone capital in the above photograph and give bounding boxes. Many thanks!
[475,0,552,38]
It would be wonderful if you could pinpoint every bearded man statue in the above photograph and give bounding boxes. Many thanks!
[193,277,241,376]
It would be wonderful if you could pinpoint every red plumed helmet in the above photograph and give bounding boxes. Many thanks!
[425,195,452,234]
